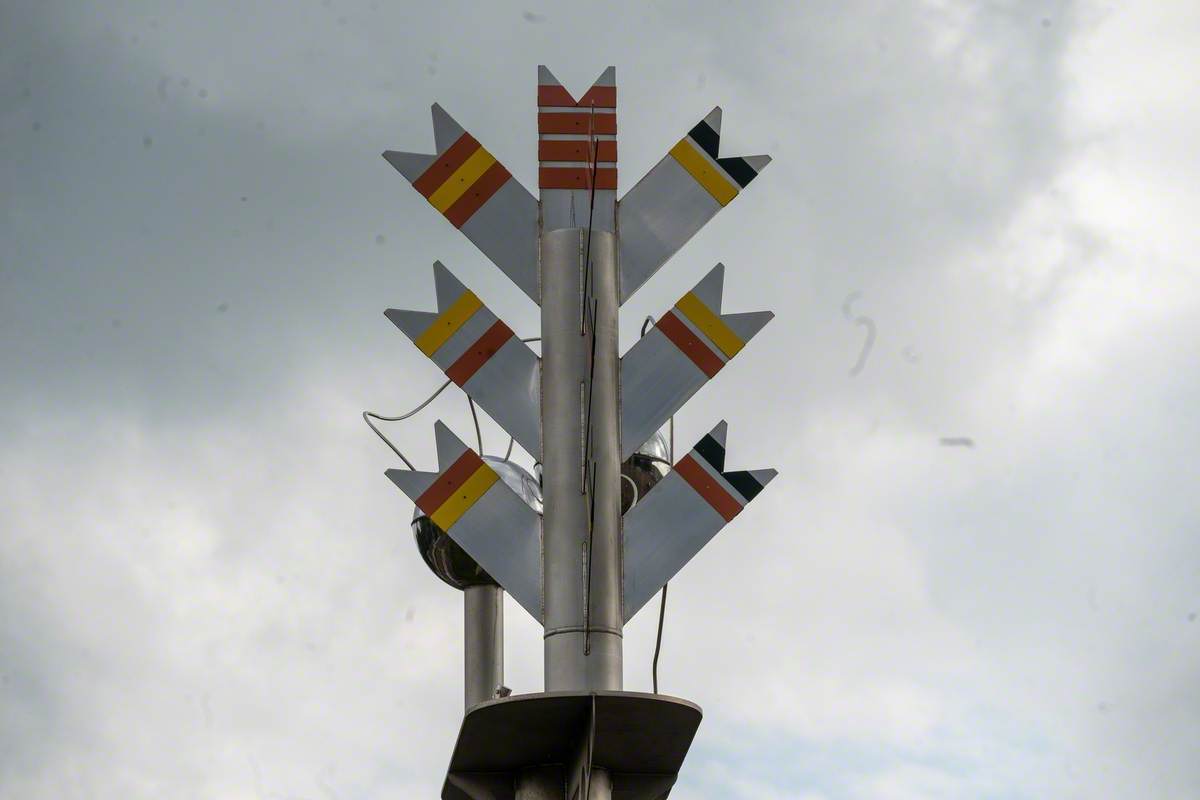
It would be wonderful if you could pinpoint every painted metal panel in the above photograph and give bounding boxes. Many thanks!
[457,178,539,301]
[618,156,719,302]
[617,108,770,304]
[619,264,773,458]
[621,422,777,621]
[623,470,726,620]
[386,422,542,620]
[386,262,541,458]
[443,478,542,620]
[384,104,540,305]
[426,302,499,373]
[461,335,541,457]
[621,328,704,460]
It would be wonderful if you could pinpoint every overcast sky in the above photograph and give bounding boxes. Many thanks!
[2,1,1199,798]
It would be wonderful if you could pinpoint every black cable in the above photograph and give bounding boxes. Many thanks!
[583,464,597,656]
[579,114,602,654]
[580,102,601,334]
[640,312,673,694]
[640,315,655,337]
[653,583,668,693]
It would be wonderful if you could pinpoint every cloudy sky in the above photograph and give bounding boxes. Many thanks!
[2,1,1198,798]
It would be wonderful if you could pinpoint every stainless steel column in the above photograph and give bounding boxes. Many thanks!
[463,584,503,709]
[540,227,623,692]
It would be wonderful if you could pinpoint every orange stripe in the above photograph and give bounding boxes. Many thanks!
[412,133,480,198]
[537,112,617,135]
[676,454,743,523]
[415,449,484,514]
[656,311,724,378]
[445,320,513,386]
[537,84,577,107]
[443,161,510,228]
[539,167,617,190]
[577,85,616,108]
[538,140,617,163]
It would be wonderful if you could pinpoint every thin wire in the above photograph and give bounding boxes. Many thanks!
[652,584,668,693]
[582,297,599,471]
[641,315,655,337]
[362,379,453,470]
[362,335,538,470]
[577,112,604,654]
[580,102,601,334]
[639,454,673,469]
[467,397,483,454]
[620,473,639,509]
[653,418,673,693]
[583,464,597,656]
[639,312,673,695]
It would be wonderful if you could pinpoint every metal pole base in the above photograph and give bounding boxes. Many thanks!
[441,691,700,800]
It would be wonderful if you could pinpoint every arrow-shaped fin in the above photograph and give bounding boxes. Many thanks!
[385,262,541,458]
[384,104,540,304]
[385,421,542,620]
[617,108,770,304]
[538,65,618,233]
[622,421,776,621]
[620,264,772,459]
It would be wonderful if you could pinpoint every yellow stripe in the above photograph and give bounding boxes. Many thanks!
[669,139,738,206]
[427,147,497,213]
[675,291,744,358]
[414,291,483,357]
[430,463,499,531]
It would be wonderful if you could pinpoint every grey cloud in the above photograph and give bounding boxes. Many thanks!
[2,1,1198,799]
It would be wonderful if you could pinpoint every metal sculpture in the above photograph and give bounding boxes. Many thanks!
[373,66,776,800]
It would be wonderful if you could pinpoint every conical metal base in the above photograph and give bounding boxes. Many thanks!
[441,691,702,800]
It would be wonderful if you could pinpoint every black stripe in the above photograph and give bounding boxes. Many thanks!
[723,470,764,503]
[692,434,725,472]
[717,157,758,188]
[687,120,720,160]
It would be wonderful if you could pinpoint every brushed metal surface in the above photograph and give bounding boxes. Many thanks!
[540,227,623,692]
[618,156,719,303]
[464,584,504,710]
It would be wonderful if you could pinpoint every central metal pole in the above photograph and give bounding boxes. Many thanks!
[540,227,622,693]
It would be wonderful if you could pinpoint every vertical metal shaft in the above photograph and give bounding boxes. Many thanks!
[540,227,622,693]
[463,584,503,709]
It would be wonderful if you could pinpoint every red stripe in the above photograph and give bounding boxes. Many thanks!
[539,167,617,190]
[538,140,617,163]
[415,449,484,514]
[412,133,480,198]
[536,85,617,109]
[675,455,743,523]
[446,320,513,387]
[577,85,616,108]
[443,161,510,228]
[537,84,577,107]
[656,311,724,378]
[537,112,617,135]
